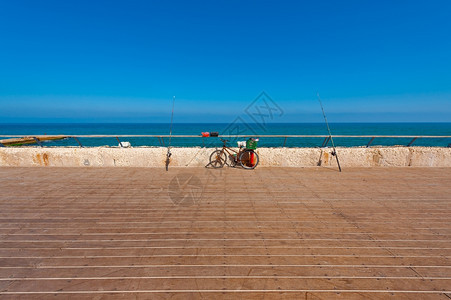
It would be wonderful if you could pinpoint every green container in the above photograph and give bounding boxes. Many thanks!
[246,138,257,150]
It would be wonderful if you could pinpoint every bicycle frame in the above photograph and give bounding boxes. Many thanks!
[218,140,246,164]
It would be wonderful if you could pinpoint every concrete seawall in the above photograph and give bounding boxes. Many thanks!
[1,147,450,167]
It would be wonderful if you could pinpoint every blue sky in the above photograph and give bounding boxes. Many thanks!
[0,0,450,123]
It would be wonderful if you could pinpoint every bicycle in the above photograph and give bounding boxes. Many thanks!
[208,138,259,169]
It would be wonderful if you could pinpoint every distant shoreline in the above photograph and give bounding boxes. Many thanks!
[1,122,451,125]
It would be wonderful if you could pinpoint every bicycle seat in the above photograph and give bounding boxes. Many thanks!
[220,138,229,143]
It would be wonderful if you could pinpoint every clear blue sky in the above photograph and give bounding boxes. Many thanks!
[0,0,450,123]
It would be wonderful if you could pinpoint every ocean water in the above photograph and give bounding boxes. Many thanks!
[0,123,450,148]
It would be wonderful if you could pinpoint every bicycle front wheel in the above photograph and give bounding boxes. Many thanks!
[239,150,259,170]
[209,150,227,168]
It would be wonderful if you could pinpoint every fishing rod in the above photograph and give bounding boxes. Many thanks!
[165,96,175,171]
[317,93,342,172]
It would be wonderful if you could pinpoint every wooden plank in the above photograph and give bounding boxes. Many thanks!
[0,167,450,298]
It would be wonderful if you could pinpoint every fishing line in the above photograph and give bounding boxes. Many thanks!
[166,96,175,171]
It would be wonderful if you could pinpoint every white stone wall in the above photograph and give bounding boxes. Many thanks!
[0,147,450,167]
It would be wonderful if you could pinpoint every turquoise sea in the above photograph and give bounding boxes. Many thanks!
[1,123,450,148]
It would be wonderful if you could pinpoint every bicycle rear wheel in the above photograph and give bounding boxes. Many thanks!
[209,150,227,168]
[239,150,259,169]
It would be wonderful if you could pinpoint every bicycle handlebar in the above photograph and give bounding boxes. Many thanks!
[220,138,229,145]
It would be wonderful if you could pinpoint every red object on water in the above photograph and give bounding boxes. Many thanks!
[202,132,210,137]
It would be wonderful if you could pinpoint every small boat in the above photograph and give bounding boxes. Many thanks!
[0,135,67,147]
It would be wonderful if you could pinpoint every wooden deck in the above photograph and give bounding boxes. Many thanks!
[0,167,450,299]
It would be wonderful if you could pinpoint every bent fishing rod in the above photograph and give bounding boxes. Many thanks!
[317,93,342,172]
[166,96,175,171]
